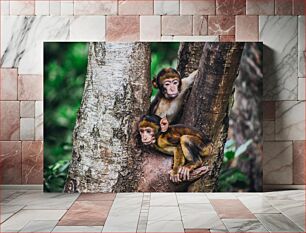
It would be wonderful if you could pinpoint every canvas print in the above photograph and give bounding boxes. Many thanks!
[44,42,263,193]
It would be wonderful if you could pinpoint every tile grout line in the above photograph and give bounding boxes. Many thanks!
[136,193,150,232]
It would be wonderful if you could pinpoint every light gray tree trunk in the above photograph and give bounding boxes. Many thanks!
[64,43,151,193]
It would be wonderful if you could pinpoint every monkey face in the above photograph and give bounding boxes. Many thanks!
[139,127,156,145]
[162,78,180,99]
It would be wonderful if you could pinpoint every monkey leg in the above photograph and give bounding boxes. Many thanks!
[170,146,185,183]
[179,135,211,181]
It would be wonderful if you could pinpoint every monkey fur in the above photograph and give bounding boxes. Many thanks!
[139,114,213,183]
[149,68,198,124]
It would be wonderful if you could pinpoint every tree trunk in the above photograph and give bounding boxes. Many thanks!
[64,42,151,192]
[230,43,263,191]
[181,43,245,192]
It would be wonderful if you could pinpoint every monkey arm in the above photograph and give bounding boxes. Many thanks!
[181,70,198,91]
[148,94,160,114]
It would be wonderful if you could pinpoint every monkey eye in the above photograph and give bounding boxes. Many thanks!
[164,83,170,87]
[146,129,152,133]
[173,80,179,85]
[139,129,144,133]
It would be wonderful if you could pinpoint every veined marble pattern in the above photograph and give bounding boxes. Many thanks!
[1,16,70,74]
[298,16,305,78]
[260,16,298,100]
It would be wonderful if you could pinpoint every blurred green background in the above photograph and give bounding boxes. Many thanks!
[44,42,251,192]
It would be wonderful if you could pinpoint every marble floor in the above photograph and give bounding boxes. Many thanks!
[0,189,304,232]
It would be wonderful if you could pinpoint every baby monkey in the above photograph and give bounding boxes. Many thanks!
[139,114,213,183]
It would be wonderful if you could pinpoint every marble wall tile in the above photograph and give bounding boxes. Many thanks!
[275,0,293,15]
[0,141,22,184]
[10,1,35,15]
[293,141,305,185]
[140,16,161,41]
[61,1,74,16]
[246,0,274,15]
[0,101,20,140]
[20,101,35,117]
[119,0,153,15]
[216,0,246,15]
[162,16,192,36]
[262,101,275,120]
[18,75,42,100]
[0,68,18,100]
[176,193,209,204]
[298,78,305,100]
[70,16,106,41]
[180,0,216,15]
[235,15,259,41]
[35,101,43,140]
[260,16,298,100]
[298,16,305,78]
[20,118,35,140]
[275,101,305,140]
[293,0,305,15]
[219,35,235,42]
[1,0,10,15]
[74,1,117,15]
[208,16,235,35]
[263,141,293,184]
[106,16,139,41]
[50,1,61,16]
[154,0,179,15]
[35,1,50,16]
[263,121,275,141]
[238,196,279,214]
[193,16,208,36]
[1,16,70,74]
[1,204,25,223]
[148,206,181,221]
[22,141,43,184]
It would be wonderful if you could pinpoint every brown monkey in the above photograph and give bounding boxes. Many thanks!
[149,68,198,124]
[139,114,213,183]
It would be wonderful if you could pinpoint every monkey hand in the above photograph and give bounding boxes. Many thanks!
[178,166,192,181]
[169,170,182,183]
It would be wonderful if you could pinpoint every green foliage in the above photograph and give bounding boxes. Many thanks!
[44,42,88,192]
[217,139,253,192]
[150,43,179,97]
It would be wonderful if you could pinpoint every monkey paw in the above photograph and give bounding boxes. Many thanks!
[169,170,182,183]
[178,166,191,181]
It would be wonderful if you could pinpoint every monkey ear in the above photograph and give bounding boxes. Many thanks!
[152,77,158,89]
[160,117,169,132]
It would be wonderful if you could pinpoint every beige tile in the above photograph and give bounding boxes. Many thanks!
[150,193,177,206]
[223,219,268,232]
[162,16,192,36]
[61,1,74,15]
[180,0,215,15]
[20,118,35,140]
[0,68,18,100]
[0,101,20,140]
[70,16,106,41]
[35,0,49,15]
[53,226,103,232]
[106,16,139,41]
[140,16,161,41]
[154,0,179,15]
[275,101,305,140]
[20,101,35,118]
[74,1,117,15]
[20,220,58,232]
[148,206,181,221]
[10,0,34,15]
[263,141,293,184]
[35,101,43,140]
[236,16,259,41]
[246,0,274,15]
[50,1,60,15]
[18,75,43,100]
[119,0,153,15]
[298,78,305,100]
[193,16,208,36]
[263,121,275,141]
[146,221,184,232]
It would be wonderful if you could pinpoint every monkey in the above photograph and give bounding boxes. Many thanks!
[149,68,198,124]
[138,114,213,183]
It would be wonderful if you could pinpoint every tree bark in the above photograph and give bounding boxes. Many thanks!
[229,43,263,191]
[64,43,151,192]
[181,43,245,192]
